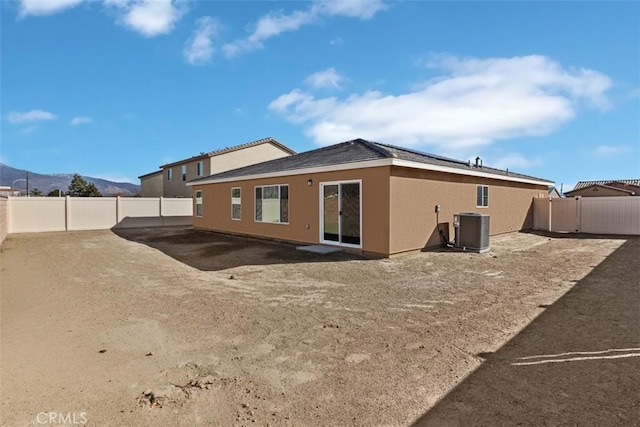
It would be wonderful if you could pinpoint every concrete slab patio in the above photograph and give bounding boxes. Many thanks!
[0,227,637,426]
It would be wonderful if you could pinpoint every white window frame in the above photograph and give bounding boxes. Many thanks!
[476,185,489,208]
[231,187,241,220]
[167,168,173,181]
[182,165,187,181]
[254,184,289,225]
[197,160,204,177]
[319,180,363,249]
[195,190,203,217]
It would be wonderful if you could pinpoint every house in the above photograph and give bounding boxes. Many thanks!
[564,180,640,197]
[548,187,562,198]
[138,137,296,198]
[138,171,163,197]
[187,139,553,257]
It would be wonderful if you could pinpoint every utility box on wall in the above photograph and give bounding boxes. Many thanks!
[454,212,490,253]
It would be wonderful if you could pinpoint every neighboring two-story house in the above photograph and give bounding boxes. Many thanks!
[139,137,296,198]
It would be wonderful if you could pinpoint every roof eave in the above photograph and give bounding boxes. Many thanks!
[187,158,553,187]
[138,170,163,179]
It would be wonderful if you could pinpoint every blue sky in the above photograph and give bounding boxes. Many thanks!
[1,0,638,191]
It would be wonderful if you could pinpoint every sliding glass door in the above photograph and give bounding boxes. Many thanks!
[321,181,361,247]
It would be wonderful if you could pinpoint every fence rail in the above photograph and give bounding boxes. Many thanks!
[533,196,640,235]
[7,196,193,234]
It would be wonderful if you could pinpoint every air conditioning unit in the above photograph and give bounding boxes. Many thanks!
[453,212,490,253]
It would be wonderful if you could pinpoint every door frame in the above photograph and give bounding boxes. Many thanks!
[319,180,362,249]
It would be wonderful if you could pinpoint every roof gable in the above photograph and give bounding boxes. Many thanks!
[565,183,637,196]
[573,179,640,190]
[159,137,295,169]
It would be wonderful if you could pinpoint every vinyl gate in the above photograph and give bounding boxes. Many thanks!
[533,196,640,235]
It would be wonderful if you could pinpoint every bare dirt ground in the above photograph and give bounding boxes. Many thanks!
[1,227,638,426]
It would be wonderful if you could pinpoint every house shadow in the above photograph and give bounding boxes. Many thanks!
[111,226,366,272]
[411,236,640,426]
[525,229,637,240]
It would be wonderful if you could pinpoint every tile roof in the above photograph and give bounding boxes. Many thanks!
[159,137,295,169]
[572,179,640,190]
[188,138,552,185]
[565,183,637,196]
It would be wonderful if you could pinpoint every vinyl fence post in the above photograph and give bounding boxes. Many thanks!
[65,196,70,231]
[116,196,122,225]
[160,197,164,226]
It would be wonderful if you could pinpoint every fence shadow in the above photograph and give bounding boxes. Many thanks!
[411,236,640,426]
[112,226,366,272]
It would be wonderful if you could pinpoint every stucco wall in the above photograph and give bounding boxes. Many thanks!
[163,157,210,198]
[192,167,391,256]
[163,143,294,198]
[209,143,292,175]
[389,167,547,254]
[140,172,163,197]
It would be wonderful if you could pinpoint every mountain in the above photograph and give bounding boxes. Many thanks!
[0,164,140,196]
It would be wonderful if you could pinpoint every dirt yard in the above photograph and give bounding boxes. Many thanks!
[1,227,638,426]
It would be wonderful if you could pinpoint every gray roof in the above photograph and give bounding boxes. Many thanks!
[188,139,552,184]
[573,179,640,190]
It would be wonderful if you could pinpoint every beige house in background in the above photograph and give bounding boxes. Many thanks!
[138,170,163,197]
[564,180,640,198]
[139,137,296,198]
[188,139,553,257]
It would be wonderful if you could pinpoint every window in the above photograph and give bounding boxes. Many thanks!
[167,168,173,181]
[197,161,204,177]
[195,190,203,217]
[477,185,489,207]
[182,165,187,181]
[231,187,241,220]
[255,185,289,223]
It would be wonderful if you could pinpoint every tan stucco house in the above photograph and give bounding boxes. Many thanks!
[187,139,553,257]
[138,170,163,197]
[138,137,296,198]
[564,180,640,197]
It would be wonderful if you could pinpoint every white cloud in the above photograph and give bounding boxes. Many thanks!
[268,55,612,150]
[329,37,343,46]
[313,0,387,19]
[491,153,541,170]
[223,0,386,57]
[222,9,314,56]
[7,109,57,124]
[70,116,92,125]
[593,145,632,157]
[305,68,345,89]
[18,0,85,16]
[17,0,185,37]
[108,0,185,37]
[183,16,219,65]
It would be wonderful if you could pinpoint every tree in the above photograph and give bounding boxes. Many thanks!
[29,188,43,196]
[47,189,65,197]
[67,174,102,197]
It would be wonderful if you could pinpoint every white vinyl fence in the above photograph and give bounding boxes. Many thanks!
[533,196,640,235]
[7,196,193,234]
[0,197,7,245]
